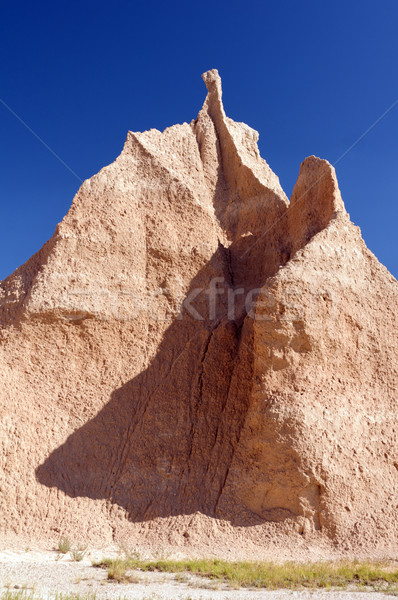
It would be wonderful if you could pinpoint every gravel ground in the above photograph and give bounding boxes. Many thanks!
[0,550,397,600]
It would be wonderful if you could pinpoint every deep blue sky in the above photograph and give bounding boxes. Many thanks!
[1,0,397,280]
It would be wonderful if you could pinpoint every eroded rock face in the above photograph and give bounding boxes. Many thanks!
[0,69,397,555]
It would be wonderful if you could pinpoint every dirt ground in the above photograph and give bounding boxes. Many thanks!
[0,548,397,600]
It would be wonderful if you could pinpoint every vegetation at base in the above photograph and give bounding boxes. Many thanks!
[56,536,87,562]
[94,556,398,590]
[70,546,87,562]
[103,556,140,583]
[57,536,72,554]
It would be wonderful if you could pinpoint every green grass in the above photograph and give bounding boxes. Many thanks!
[70,546,87,562]
[57,536,72,554]
[93,557,398,591]
[107,557,140,583]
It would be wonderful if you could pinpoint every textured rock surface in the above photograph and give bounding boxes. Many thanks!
[0,69,397,556]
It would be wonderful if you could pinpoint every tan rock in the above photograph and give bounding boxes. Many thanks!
[0,69,397,557]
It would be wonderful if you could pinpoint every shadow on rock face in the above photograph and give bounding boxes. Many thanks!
[35,204,325,528]
[35,242,263,526]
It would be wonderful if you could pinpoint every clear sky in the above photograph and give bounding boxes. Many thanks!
[1,0,397,280]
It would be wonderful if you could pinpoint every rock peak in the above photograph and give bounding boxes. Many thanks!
[201,68,224,121]
[202,68,222,95]
[0,69,397,558]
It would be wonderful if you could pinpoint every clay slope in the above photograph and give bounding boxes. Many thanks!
[0,70,397,557]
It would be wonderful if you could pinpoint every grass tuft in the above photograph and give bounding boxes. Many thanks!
[57,536,72,554]
[105,556,140,583]
[70,546,87,562]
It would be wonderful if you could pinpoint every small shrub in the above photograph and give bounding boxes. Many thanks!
[57,536,72,554]
[105,557,140,583]
[70,546,87,562]
[107,558,128,582]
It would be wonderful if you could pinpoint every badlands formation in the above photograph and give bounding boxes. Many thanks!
[0,70,397,558]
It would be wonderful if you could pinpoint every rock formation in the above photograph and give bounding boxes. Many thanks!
[0,69,397,557]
